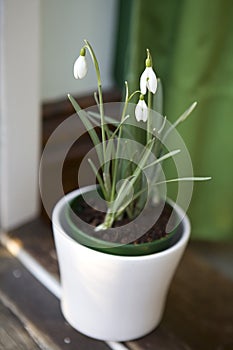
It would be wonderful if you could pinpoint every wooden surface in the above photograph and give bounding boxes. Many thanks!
[7,217,58,276]
[0,246,109,350]
[2,220,233,350]
[127,251,233,350]
[0,296,40,350]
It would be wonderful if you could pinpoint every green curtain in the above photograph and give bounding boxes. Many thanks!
[114,0,233,241]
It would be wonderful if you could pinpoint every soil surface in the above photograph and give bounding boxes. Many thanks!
[69,197,176,245]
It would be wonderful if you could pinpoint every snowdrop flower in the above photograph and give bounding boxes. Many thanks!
[135,94,148,122]
[73,48,88,79]
[140,50,157,94]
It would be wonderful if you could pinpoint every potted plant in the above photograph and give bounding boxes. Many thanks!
[51,40,210,341]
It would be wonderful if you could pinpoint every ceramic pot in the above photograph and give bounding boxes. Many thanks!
[52,186,190,341]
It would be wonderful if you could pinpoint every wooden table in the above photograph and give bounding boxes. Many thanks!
[0,219,233,350]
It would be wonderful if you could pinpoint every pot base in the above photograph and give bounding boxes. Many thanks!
[61,297,164,342]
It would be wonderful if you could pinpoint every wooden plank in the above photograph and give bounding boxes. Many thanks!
[127,250,233,350]
[7,218,58,276]
[6,220,233,350]
[190,240,233,280]
[127,327,188,350]
[0,298,41,350]
[0,246,109,350]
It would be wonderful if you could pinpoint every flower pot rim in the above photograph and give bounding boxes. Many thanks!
[52,185,191,261]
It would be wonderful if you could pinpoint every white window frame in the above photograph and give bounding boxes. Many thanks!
[0,0,41,230]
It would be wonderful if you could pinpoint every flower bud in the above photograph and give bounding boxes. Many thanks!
[73,48,88,79]
[135,94,148,122]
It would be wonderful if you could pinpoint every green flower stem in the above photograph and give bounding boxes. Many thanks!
[110,87,141,204]
[110,82,128,203]
[95,210,115,231]
[84,40,106,161]
[103,138,155,230]
[128,90,141,101]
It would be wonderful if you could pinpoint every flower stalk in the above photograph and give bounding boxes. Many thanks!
[83,40,107,162]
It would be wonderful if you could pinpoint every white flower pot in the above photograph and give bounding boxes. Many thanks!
[52,186,190,341]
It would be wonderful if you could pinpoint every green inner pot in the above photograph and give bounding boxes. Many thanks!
[65,192,180,256]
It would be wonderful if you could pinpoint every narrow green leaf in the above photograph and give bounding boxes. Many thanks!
[68,94,103,163]
[103,172,111,198]
[155,176,212,185]
[94,91,99,106]
[87,158,107,199]
[178,101,197,123]
[111,139,155,213]
[114,187,147,220]
[104,139,116,186]
[143,149,180,170]
[163,101,197,141]
[88,111,118,125]
[153,78,163,114]
[157,116,167,134]
[110,115,130,140]
[68,94,100,146]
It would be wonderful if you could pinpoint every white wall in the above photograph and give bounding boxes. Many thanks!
[41,0,118,101]
[0,0,40,230]
[0,0,118,230]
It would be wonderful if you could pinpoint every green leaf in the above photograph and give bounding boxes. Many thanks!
[143,149,180,170]
[104,139,115,189]
[110,139,155,214]
[68,94,103,163]
[87,158,107,199]
[155,176,212,185]
[153,78,163,114]
[88,111,119,125]
[158,116,167,134]
[163,101,197,141]
[110,115,130,140]
[114,187,147,220]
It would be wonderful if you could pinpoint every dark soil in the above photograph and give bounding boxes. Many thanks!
[69,197,177,245]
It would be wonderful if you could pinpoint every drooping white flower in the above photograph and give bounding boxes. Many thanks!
[140,51,157,94]
[135,94,148,122]
[73,48,88,79]
[140,67,157,94]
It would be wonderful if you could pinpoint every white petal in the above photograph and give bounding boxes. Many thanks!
[135,103,143,122]
[135,99,148,122]
[140,69,148,94]
[142,108,148,122]
[140,100,148,122]
[73,55,87,79]
[147,67,157,94]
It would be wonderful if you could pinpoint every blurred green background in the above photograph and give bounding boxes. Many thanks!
[114,0,233,241]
